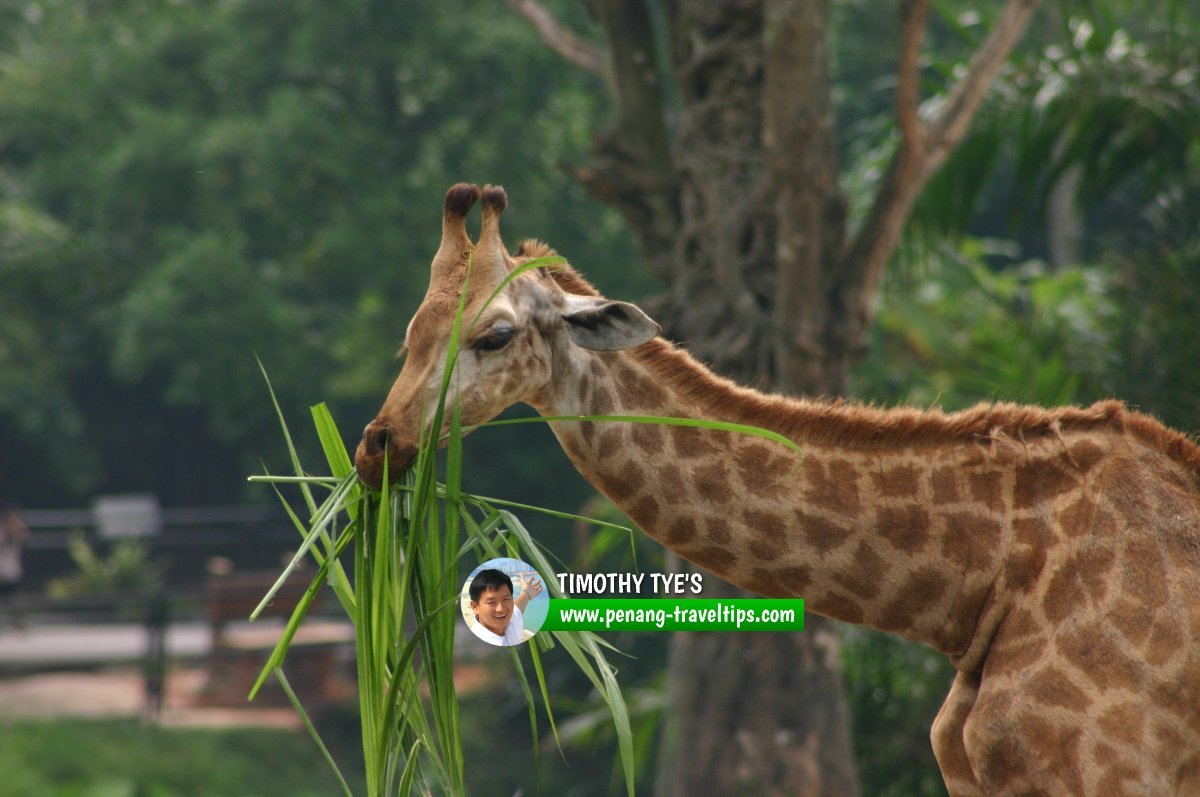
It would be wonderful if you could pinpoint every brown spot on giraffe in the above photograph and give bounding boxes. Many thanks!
[600,461,644,503]
[660,464,686,497]
[1069,440,1105,472]
[832,541,885,601]
[665,516,699,546]
[939,512,1002,569]
[818,592,865,624]
[1026,665,1092,711]
[1145,615,1184,667]
[752,565,813,596]
[1056,623,1145,693]
[1042,563,1086,623]
[595,427,622,461]
[931,466,961,504]
[1121,536,1170,608]
[747,533,787,562]
[872,463,921,497]
[612,359,668,408]
[1014,456,1078,508]
[630,421,665,451]
[671,425,718,459]
[1108,596,1155,647]
[629,495,660,528]
[687,544,737,574]
[591,383,616,415]
[1058,494,1098,538]
[802,457,861,512]
[968,470,1005,508]
[876,504,931,553]
[1098,702,1145,747]
[877,566,948,633]
[706,517,732,545]
[797,508,852,556]
[354,186,1200,795]
[693,461,734,504]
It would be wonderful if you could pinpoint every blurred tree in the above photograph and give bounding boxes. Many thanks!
[0,0,638,505]
[509,0,1041,793]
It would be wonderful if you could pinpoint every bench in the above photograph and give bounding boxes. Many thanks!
[200,563,353,708]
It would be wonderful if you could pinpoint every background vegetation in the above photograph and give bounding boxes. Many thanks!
[0,719,367,797]
[1,0,1197,794]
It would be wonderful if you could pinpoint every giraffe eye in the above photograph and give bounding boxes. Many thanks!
[473,325,516,352]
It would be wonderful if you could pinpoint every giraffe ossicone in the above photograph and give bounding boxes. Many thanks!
[354,184,1200,796]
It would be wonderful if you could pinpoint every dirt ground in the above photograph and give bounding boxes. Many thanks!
[0,666,304,728]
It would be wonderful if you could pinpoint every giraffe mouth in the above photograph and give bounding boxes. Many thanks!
[354,439,419,489]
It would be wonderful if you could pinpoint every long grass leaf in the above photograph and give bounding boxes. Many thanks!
[528,638,561,751]
[312,402,356,482]
[477,413,803,456]
[257,357,318,517]
[275,668,356,797]
[250,473,357,620]
[248,527,354,700]
[465,493,632,532]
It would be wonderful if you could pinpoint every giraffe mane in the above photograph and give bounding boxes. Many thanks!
[539,254,1200,477]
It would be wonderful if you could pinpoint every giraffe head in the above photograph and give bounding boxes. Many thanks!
[354,183,660,488]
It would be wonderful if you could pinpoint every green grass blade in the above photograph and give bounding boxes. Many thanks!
[249,473,357,621]
[464,493,632,532]
[497,509,635,795]
[275,667,356,797]
[257,357,318,517]
[247,529,353,700]
[509,648,543,789]
[311,402,356,482]
[396,739,424,797]
[248,475,340,485]
[477,413,803,456]
[528,638,561,752]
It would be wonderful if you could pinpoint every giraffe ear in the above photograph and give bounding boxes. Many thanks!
[562,296,661,351]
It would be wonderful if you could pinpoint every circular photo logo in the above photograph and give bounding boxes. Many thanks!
[460,558,548,647]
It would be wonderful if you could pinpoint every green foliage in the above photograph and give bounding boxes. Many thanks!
[914,2,1200,247]
[859,240,1113,410]
[0,0,638,503]
[45,534,163,600]
[840,628,955,797]
[1102,169,1200,433]
[0,719,363,797]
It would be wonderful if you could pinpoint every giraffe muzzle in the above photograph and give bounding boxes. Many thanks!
[354,420,418,488]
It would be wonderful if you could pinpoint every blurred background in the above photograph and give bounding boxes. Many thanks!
[0,0,1196,795]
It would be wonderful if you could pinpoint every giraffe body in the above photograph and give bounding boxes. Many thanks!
[354,185,1200,795]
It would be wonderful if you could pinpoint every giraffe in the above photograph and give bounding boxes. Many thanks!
[354,183,1200,795]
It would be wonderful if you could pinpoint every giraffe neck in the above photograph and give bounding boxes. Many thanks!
[531,337,1067,657]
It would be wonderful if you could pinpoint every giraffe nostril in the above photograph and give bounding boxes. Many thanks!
[362,422,394,457]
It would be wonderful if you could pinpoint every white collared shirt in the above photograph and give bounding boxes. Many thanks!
[470,604,525,646]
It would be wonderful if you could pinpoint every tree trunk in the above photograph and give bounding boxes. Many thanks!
[648,3,859,795]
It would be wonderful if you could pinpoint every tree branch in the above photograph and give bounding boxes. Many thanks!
[927,0,1041,162]
[896,0,930,151]
[506,0,605,76]
[840,0,1041,338]
[569,0,679,269]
